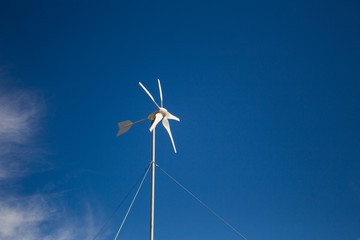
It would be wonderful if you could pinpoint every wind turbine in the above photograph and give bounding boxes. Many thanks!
[117,79,180,240]
[117,79,179,153]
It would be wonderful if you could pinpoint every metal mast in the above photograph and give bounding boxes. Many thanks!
[149,128,155,240]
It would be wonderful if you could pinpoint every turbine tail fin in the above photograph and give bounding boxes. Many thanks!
[117,120,133,136]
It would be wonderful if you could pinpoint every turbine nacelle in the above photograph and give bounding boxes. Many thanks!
[148,108,167,120]
[148,108,180,122]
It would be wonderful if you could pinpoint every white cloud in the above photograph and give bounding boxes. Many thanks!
[0,195,48,239]
[0,89,41,144]
[0,87,43,180]
[0,81,100,240]
[0,195,98,240]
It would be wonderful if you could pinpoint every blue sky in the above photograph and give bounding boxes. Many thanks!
[0,0,359,239]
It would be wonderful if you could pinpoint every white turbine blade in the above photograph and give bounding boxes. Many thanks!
[139,82,160,109]
[158,79,163,108]
[167,112,180,122]
[117,120,133,136]
[150,113,163,132]
[162,117,177,153]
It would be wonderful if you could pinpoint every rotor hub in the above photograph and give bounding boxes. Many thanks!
[159,107,168,116]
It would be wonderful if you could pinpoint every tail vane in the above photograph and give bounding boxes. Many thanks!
[117,120,133,136]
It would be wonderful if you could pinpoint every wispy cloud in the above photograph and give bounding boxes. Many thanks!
[0,78,99,240]
[0,194,97,240]
[0,89,41,144]
[0,195,49,239]
[0,87,44,180]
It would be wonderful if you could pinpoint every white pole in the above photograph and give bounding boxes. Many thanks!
[149,128,155,240]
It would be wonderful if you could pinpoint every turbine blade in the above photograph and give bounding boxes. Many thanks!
[167,112,180,122]
[117,120,133,136]
[139,82,160,109]
[162,117,177,153]
[158,79,163,108]
[150,113,163,132]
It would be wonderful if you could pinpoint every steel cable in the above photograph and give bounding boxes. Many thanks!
[156,164,248,240]
[113,164,150,240]
[92,163,151,240]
